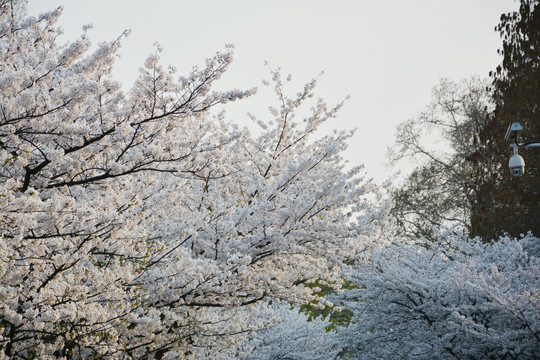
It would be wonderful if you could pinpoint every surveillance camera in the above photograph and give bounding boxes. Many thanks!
[509,153,525,177]
[505,122,523,142]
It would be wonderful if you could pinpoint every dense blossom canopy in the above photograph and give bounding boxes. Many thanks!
[337,231,540,359]
[0,2,388,358]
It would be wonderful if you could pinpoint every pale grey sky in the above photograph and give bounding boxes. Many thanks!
[27,0,515,182]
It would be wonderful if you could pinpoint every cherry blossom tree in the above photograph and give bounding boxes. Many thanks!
[337,230,540,359]
[231,302,344,360]
[0,2,386,358]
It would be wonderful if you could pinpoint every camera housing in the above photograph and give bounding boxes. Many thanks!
[504,121,540,177]
[509,153,525,177]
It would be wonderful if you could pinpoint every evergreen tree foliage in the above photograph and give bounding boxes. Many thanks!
[469,0,540,239]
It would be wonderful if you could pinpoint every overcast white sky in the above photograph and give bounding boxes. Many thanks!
[27,0,515,183]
